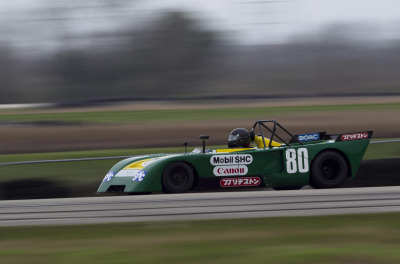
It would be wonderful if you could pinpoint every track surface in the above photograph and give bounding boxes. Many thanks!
[1,186,400,227]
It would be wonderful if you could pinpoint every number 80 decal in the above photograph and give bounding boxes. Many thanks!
[285,148,309,173]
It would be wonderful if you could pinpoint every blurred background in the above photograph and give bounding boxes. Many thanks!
[1,2,400,263]
[1,0,400,104]
[1,0,400,152]
[0,0,399,199]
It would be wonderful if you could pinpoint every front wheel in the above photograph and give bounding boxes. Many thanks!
[162,162,194,193]
[309,151,349,189]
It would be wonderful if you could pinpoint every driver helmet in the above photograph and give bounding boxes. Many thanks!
[228,128,251,148]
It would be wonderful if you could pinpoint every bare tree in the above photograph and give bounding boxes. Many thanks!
[49,11,217,102]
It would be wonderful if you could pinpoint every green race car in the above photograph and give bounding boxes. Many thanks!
[97,120,372,194]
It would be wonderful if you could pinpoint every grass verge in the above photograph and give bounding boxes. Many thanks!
[1,213,400,264]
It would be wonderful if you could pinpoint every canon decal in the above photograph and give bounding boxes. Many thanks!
[210,154,253,166]
[220,177,261,187]
[341,132,369,141]
[213,165,248,176]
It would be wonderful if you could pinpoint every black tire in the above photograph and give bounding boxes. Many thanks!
[310,150,349,189]
[162,162,194,193]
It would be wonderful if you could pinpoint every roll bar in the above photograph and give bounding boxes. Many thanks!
[251,120,303,149]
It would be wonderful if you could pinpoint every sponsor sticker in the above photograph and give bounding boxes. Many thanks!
[298,133,320,142]
[210,154,253,166]
[116,169,140,177]
[220,177,261,187]
[124,158,157,170]
[213,165,248,176]
[123,155,179,170]
[115,169,147,182]
[133,171,147,182]
[141,160,157,167]
[103,171,114,182]
[341,132,369,141]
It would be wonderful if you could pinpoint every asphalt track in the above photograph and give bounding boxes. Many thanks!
[1,186,400,227]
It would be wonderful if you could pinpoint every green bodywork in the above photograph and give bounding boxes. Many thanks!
[97,131,371,193]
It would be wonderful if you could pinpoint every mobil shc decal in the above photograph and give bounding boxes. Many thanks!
[210,154,253,176]
[220,177,261,187]
[210,154,253,165]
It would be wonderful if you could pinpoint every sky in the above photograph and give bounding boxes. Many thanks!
[1,0,400,52]
[139,0,400,44]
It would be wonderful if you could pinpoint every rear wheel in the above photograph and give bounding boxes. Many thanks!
[310,151,349,189]
[162,162,194,193]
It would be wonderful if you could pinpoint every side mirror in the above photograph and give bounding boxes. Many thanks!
[199,135,209,154]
